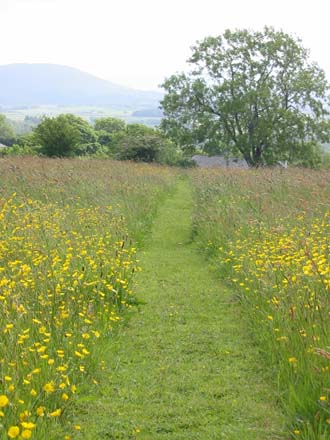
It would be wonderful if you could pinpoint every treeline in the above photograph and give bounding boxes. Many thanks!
[0,114,193,166]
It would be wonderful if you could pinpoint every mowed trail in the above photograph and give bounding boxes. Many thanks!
[78,180,286,440]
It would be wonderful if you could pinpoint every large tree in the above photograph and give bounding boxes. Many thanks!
[161,27,330,166]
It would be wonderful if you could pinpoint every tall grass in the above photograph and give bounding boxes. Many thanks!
[0,158,177,439]
[192,168,330,439]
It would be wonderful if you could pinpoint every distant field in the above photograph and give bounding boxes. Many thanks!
[1,105,162,127]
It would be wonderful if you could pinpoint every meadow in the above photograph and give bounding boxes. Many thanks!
[2,158,330,439]
[192,168,330,439]
[0,158,176,439]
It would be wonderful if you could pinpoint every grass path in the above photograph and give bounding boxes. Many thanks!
[77,180,286,440]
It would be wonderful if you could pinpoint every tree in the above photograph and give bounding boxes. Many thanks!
[0,115,16,146]
[115,124,169,162]
[161,27,330,166]
[94,117,125,134]
[34,114,97,157]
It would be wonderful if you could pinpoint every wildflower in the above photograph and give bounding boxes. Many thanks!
[49,408,61,417]
[21,422,36,429]
[43,381,55,393]
[8,426,20,438]
[36,406,45,416]
[21,430,32,439]
[0,394,9,407]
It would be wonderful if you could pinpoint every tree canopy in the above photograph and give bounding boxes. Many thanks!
[161,27,330,166]
[94,117,126,134]
[0,115,16,146]
[115,124,171,163]
[34,114,98,157]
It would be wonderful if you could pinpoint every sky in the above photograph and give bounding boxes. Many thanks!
[1,0,330,91]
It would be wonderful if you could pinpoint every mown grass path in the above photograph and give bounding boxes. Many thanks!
[78,180,286,440]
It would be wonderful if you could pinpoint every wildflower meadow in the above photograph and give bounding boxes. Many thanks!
[192,168,330,439]
[0,158,176,439]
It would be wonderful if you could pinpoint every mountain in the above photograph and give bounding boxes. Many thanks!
[0,63,163,109]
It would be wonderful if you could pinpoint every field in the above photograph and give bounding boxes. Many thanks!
[1,159,330,439]
[2,106,162,128]
[192,168,330,439]
[0,158,176,439]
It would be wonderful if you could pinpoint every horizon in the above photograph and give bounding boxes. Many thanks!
[0,62,160,93]
[0,0,330,91]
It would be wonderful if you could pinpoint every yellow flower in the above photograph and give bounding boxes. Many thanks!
[49,408,62,417]
[19,410,30,421]
[0,394,9,407]
[43,381,55,393]
[320,396,327,401]
[21,422,36,429]
[288,357,297,364]
[74,425,81,430]
[8,426,20,438]
[36,406,45,416]
[21,430,32,439]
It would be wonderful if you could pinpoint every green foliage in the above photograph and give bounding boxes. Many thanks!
[0,114,16,145]
[0,143,40,157]
[34,114,97,157]
[161,27,330,167]
[94,117,125,134]
[115,124,171,163]
[320,151,330,169]
[93,118,126,155]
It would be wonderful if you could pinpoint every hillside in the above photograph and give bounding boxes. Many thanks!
[0,63,162,109]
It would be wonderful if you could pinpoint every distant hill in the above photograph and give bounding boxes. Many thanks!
[0,64,162,109]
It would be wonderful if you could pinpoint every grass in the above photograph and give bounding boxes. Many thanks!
[3,159,327,439]
[192,168,330,439]
[73,178,286,439]
[0,158,176,439]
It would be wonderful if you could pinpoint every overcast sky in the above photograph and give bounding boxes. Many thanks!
[1,0,330,90]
